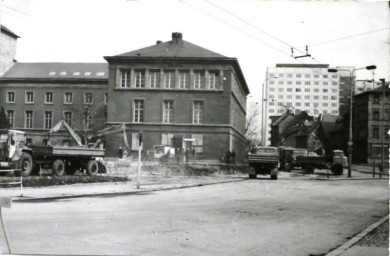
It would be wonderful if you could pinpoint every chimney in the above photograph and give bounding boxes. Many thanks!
[171,32,183,44]
[156,40,162,44]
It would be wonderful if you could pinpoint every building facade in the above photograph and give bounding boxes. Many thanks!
[0,25,19,76]
[104,32,249,162]
[353,85,390,164]
[0,63,108,145]
[264,64,340,146]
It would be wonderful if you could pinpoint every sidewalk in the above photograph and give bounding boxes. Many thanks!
[0,174,247,201]
[326,215,389,256]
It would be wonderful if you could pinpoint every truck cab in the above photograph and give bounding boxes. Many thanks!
[332,150,348,168]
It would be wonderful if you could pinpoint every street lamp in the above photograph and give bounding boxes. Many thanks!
[262,75,279,146]
[328,65,376,177]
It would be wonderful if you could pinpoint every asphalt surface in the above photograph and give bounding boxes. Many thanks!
[0,167,387,256]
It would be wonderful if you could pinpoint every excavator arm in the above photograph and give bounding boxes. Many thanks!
[92,123,129,148]
[48,120,84,147]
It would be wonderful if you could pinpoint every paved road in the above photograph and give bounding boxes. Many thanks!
[0,174,388,256]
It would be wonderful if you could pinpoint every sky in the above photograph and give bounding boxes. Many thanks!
[1,0,389,101]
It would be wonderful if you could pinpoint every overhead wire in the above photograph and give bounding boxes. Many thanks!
[1,4,30,17]
[181,0,340,83]
[204,0,307,56]
[303,27,390,47]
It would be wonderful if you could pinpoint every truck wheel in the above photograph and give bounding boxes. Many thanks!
[284,163,292,172]
[270,174,278,180]
[52,159,65,176]
[86,160,99,176]
[304,165,315,174]
[331,164,344,175]
[20,152,33,177]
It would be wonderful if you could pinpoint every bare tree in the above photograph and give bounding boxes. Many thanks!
[245,102,262,146]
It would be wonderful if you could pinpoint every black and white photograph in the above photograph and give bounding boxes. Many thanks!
[0,0,389,255]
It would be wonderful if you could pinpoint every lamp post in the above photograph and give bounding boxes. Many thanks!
[328,65,376,177]
[262,75,278,146]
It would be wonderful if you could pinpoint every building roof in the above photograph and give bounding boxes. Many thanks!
[115,32,226,58]
[275,64,329,68]
[355,83,390,97]
[0,62,108,80]
[104,32,249,94]
[1,25,20,39]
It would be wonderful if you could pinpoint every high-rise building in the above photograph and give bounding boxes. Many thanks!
[263,64,341,146]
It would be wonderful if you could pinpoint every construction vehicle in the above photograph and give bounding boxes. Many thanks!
[247,146,279,180]
[0,121,106,177]
[278,147,308,172]
[294,149,347,175]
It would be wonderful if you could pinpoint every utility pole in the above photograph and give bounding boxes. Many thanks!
[379,78,386,175]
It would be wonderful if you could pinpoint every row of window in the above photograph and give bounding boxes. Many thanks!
[48,71,105,77]
[269,73,337,79]
[268,88,338,93]
[269,95,338,100]
[158,133,204,153]
[5,100,206,129]
[120,69,221,90]
[269,109,338,115]
[5,110,80,129]
[6,91,108,105]
[268,80,337,86]
[372,126,390,139]
[132,100,204,124]
[269,102,338,108]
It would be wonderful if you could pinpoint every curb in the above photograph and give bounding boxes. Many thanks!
[325,215,389,256]
[12,178,247,202]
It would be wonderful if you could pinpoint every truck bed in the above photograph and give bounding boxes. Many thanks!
[29,145,105,157]
[295,155,330,164]
[247,154,279,164]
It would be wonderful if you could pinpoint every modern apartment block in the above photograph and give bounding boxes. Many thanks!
[263,64,340,145]
[0,25,19,76]
[104,32,249,162]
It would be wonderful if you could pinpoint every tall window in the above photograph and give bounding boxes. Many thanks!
[163,100,174,123]
[64,111,72,127]
[193,101,204,124]
[372,126,379,138]
[6,110,14,128]
[133,100,144,123]
[194,71,204,89]
[45,92,53,104]
[44,111,53,129]
[161,133,174,146]
[179,71,189,89]
[149,71,160,88]
[25,92,34,103]
[104,93,108,105]
[120,69,130,88]
[135,70,145,88]
[7,92,15,103]
[64,92,73,104]
[208,72,219,89]
[25,111,33,129]
[84,92,93,105]
[192,134,204,153]
[164,71,175,89]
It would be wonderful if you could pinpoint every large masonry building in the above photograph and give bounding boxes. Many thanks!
[104,32,249,161]
[0,32,249,162]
